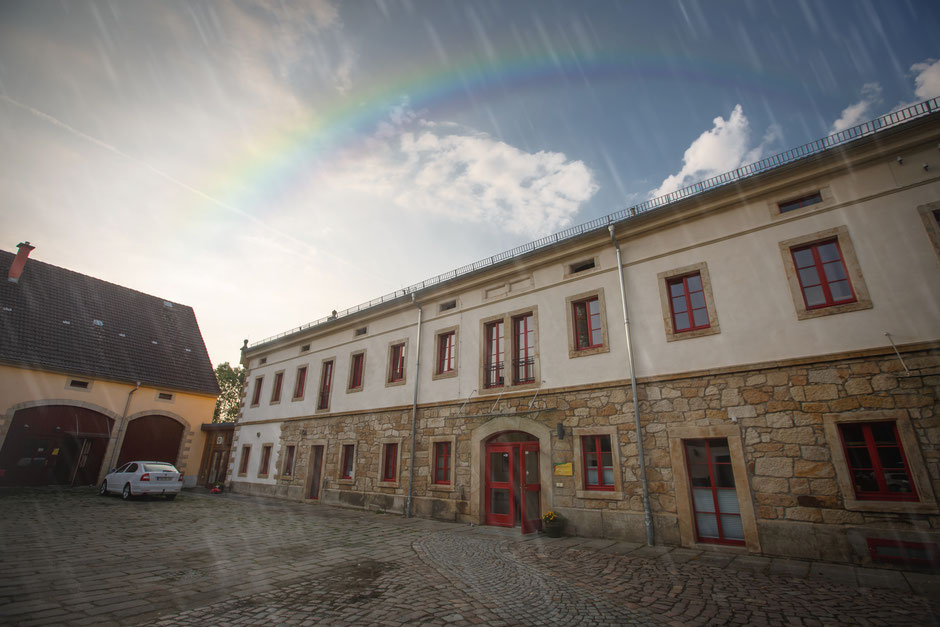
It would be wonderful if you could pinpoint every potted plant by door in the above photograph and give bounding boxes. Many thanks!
[541,510,566,537]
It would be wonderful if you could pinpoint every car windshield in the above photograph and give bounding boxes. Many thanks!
[144,463,177,472]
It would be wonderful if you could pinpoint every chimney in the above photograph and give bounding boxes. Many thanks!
[8,242,35,283]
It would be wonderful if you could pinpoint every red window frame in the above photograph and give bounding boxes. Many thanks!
[251,377,263,406]
[382,443,398,482]
[667,273,710,333]
[438,331,456,374]
[259,445,271,475]
[433,442,451,485]
[791,239,857,309]
[317,360,333,410]
[350,353,364,389]
[270,372,283,403]
[282,445,296,477]
[341,444,355,479]
[512,313,535,384]
[239,446,251,474]
[484,321,504,388]
[838,421,918,501]
[867,538,939,567]
[573,297,603,350]
[293,366,307,400]
[684,438,744,546]
[389,343,405,382]
[581,434,614,491]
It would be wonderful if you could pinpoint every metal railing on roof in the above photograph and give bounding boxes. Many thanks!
[248,97,938,350]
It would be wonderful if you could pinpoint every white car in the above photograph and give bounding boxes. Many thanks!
[99,461,183,500]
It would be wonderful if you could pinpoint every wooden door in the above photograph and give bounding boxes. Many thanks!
[485,444,514,527]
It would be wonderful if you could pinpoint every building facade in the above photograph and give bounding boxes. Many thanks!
[231,102,940,567]
[0,246,220,488]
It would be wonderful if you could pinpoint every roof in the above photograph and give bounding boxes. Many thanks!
[247,97,940,352]
[0,250,220,396]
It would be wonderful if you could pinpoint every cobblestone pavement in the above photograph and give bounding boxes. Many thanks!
[1,488,937,626]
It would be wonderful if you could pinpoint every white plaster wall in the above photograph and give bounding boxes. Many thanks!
[231,421,283,485]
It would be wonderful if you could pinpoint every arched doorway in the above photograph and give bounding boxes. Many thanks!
[484,431,542,533]
[117,415,184,467]
[0,406,113,487]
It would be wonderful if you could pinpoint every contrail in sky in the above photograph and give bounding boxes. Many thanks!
[0,93,391,283]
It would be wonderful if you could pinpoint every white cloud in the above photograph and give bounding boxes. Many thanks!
[911,58,940,101]
[829,82,882,134]
[651,105,778,198]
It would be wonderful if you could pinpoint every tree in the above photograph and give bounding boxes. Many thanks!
[213,362,245,423]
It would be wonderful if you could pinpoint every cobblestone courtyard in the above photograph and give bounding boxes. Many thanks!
[0,488,937,626]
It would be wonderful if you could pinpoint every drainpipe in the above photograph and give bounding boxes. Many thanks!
[107,381,140,472]
[609,224,655,546]
[405,294,423,518]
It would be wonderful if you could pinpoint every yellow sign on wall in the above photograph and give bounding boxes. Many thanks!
[553,462,573,476]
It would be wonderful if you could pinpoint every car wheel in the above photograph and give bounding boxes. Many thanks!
[166,494,177,501]
[99,480,108,496]
[122,483,132,501]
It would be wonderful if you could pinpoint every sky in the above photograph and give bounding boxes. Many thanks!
[1,1,939,368]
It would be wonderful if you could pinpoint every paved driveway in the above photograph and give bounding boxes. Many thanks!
[0,488,937,626]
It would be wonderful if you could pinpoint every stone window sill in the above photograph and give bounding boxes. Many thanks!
[575,489,623,501]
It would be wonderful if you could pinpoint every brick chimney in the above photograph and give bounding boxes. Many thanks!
[8,241,35,283]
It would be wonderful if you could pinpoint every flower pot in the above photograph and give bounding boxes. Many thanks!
[543,521,565,538]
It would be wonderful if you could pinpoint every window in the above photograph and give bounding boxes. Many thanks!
[433,441,451,485]
[293,366,307,400]
[301,344,310,352]
[157,392,174,401]
[259,357,267,365]
[238,445,251,475]
[483,320,504,389]
[573,298,602,350]
[838,422,917,501]
[568,258,596,275]
[512,314,535,384]
[436,329,457,377]
[317,360,334,411]
[270,372,284,403]
[581,435,615,491]
[684,438,745,545]
[867,538,940,567]
[258,445,272,477]
[667,273,710,332]
[779,191,822,213]
[348,351,365,392]
[917,201,940,260]
[382,443,398,482]
[439,299,457,312]
[355,326,368,337]
[340,444,355,480]
[388,342,405,383]
[251,377,263,406]
[68,379,90,390]
[791,239,856,309]
[281,445,296,477]
[779,226,871,320]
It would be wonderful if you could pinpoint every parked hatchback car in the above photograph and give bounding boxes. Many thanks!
[99,461,183,500]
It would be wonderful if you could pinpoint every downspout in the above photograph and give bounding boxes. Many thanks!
[405,294,423,518]
[609,225,655,546]
[107,381,140,472]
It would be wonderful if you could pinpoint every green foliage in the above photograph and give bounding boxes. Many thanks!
[213,361,245,423]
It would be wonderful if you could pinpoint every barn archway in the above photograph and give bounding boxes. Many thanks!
[117,415,184,467]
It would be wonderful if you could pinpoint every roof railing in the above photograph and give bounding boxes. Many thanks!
[248,97,938,349]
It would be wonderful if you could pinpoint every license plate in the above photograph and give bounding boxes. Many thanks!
[157,476,172,481]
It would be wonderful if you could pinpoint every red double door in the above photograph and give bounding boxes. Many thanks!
[484,442,541,533]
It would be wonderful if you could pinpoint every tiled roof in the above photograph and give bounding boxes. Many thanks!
[0,249,220,396]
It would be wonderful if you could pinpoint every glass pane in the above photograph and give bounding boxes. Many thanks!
[695,513,719,538]
[840,424,865,445]
[710,443,731,464]
[823,261,846,281]
[600,436,612,453]
[692,488,715,513]
[587,468,598,484]
[817,242,840,262]
[602,467,614,485]
[685,441,706,461]
[690,291,706,309]
[591,326,603,346]
[586,452,598,470]
[715,464,735,488]
[490,452,509,482]
[672,296,687,313]
[852,469,879,492]
[803,285,826,307]
[601,452,613,468]
[675,312,690,330]
[793,248,814,268]
[720,514,745,540]
[525,490,540,520]
[870,423,897,444]
[524,450,538,483]
[873,544,903,559]
[877,447,904,469]
[829,280,852,301]
[688,464,710,487]
[491,489,510,514]
[716,488,740,513]
[847,447,873,469]
[583,437,597,454]
[692,309,709,327]
[883,471,912,493]
[798,266,820,286]
[588,299,599,315]
[670,282,685,297]
[686,275,702,291]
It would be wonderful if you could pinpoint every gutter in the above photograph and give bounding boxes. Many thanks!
[107,381,140,472]
[405,294,423,518]
[609,225,655,546]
